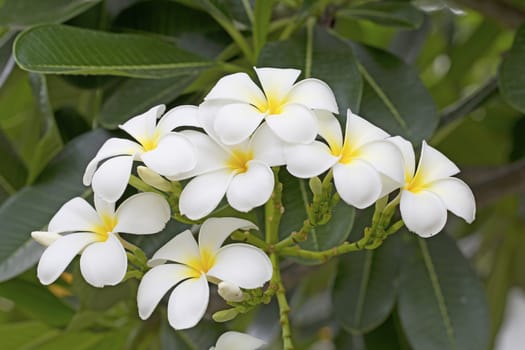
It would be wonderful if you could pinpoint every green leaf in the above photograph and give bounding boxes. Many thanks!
[398,234,490,350]
[0,278,74,327]
[14,24,214,78]
[0,0,100,29]
[0,129,110,282]
[253,0,274,58]
[0,321,58,349]
[500,24,525,113]
[0,129,27,193]
[353,43,438,143]
[259,25,362,113]
[161,319,223,350]
[332,234,402,334]
[338,1,424,29]
[99,75,196,128]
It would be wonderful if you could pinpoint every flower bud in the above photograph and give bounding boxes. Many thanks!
[218,281,244,302]
[212,308,239,322]
[31,231,62,246]
[309,176,323,195]
[137,166,172,192]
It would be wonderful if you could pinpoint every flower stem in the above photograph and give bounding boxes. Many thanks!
[230,230,271,252]
[271,252,294,350]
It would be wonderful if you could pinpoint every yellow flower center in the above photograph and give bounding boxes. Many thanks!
[92,214,118,241]
[405,171,427,193]
[186,248,216,277]
[254,93,285,115]
[332,140,361,165]
[226,149,253,174]
[138,131,160,152]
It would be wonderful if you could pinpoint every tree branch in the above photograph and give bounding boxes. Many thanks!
[454,0,525,29]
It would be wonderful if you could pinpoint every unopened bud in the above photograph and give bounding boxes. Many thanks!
[137,166,172,192]
[309,177,323,195]
[31,231,62,246]
[218,281,244,302]
[212,308,239,322]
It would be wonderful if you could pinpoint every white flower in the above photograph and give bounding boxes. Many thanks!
[286,109,404,208]
[201,67,338,145]
[137,217,272,330]
[170,106,285,219]
[83,105,199,202]
[389,137,476,237]
[32,193,170,287]
[210,331,265,350]
[217,281,244,302]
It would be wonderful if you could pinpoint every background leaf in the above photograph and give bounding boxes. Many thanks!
[499,24,525,113]
[338,1,424,29]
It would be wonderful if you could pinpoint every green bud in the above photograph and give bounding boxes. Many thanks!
[212,308,239,322]
[137,166,172,192]
[309,177,323,195]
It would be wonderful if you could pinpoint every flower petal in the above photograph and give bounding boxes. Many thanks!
[333,161,382,209]
[400,189,447,237]
[199,217,258,254]
[285,141,339,178]
[37,232,98,285]
[214,331,266,350]
[287,78,338,113]
[149,230,200,266]
[94,195,115,218]
[416,141,460,183]
[316,110,343,149]
[213,103,264,145]
[137,264,196,320]
[357,140,404,184]
[226,161,274,212]
[80,233,127,287]
[156,105,201,136]
[265,104,318,144]
[114,193,170,234]
[91,155,134,202]
[254,67,300,101]
[48,197,100,233]
[119,105,164,143]
[141,133,196,176]
[83,138,141,186]
[427,178,476,223]
[179,169,233,220]
[205,72,266,106]
[250,123,285,166]
[167,274,209,330]
[388,136,416,180]
[32,231,62,247]
[207,244,272,289]
[345,109,389,148]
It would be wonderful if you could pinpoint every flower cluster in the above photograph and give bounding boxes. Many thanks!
[31,67,476,337]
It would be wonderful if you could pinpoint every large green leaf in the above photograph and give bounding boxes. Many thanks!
[353,43,438,143]
[0,0,100,29]
[0,129,110,282]
[161,319,224,350]
[0,129,27,193]
[99,75,196,128]
[332,233,401,334]
[500,24,525,113]
[338,1,424,29]
[0,321,58,349]
[398,234,490,350]
[259,25,362,113]
[253,0,274,57]
[14,25,214,78]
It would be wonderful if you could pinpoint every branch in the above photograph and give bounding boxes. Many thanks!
[454,0,525,29]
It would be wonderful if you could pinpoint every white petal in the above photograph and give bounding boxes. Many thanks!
[83,138,141,185]
[91,155,134,202]
[333,161,382,209]
[285,141,339,178]
[254,67,300,101]
[141,133,196,176]
[205,72,266,106]
[344,109,389,148]
[316,110,343,149]
[250,123,285,166]
[400,189,447,237]
[427,178,476,223]
[213,103,264,145]
[48,197,100,233]
[179,170,233,220]
[114,193,170,234]
[137,264,196,319]
[31,231,62,247]
[214,331,265,350]
[265,104,318,144]
[357,140,404,184]
[199,217,258,254]
[207,244,272,289]
[80,233,127,287]
[156,105,201,136]
[168,274,209,330]
[416,141,460,183]
[387,136,416,180]
[226,161,274,212]
[149,230,201,267]
[94,195,115,218]
[119,105,164,143]
[198,100,228,140]
[287,78,338,113]
[37,232,98,285]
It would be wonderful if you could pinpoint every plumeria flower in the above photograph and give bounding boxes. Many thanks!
[83,105,199,202]
[286,109,404,208]
[210,331,265,350]
[389,136,476,237]
[32,193,170,287]
[168,107,285,220]
[137,217,272,330]
[201,67,338,145]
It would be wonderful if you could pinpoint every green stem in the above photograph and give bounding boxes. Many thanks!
[265,168,283,245]
[231,230,271,251]
[271,252,294,350]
